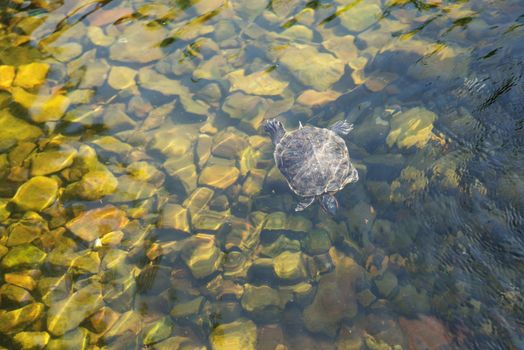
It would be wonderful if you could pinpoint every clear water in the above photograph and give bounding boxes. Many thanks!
[0,0,523,349]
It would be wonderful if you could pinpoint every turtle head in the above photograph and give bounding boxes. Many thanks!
[263,119,286,145]
[320,193,338,216]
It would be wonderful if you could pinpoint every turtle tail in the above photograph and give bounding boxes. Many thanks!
[263,119,286,145]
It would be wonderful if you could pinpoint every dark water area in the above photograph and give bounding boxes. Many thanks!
[0,0,523,349]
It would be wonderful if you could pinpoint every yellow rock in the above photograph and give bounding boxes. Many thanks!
[12,176,59,212]
[209,318,257,350]
[386,107,437,149]
[108,66,137,90]
[66,206,129,242]
[0,109,43,141]
[0,65,15,90]
[297,89,342,107]
[199,165,240,189]
[13,331,50,349]
[12,87,70,123]
[87,26,115,46]
[226,69,289,96]
[13,62,49,89]
[273,251,307,280]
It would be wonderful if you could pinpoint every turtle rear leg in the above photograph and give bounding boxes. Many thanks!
[330,120,354,136]
[295,197,315,212]
[263,119,286,145]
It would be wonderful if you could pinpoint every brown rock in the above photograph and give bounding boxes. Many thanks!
[66,206,128,241]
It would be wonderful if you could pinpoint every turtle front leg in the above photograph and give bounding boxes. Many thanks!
[263,119,286,145]
[330,120,354,136]
[295,197,315,212]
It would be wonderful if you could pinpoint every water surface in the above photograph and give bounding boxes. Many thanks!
[0,0,523,349]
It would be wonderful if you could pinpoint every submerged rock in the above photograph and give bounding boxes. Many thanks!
[66,206,129,242]
[12,87,70,123]
[0,65,15,90]
[0,302,44,333]
[13,331,50,349]
[226,69,289,96]
[0,109,43,142]
[13,62,49,89]
[273,251,308,280]
[64,170,118,200]
[12,176,58,211]
[181,235,223,278]
[158,204,190,233]
[199,165,240,189]
[339,1,382,32]
[279,44,345,91]
[209,318,257,350]
[110,23,166,63]
[47,283,103,336]
[46,327,90,350]
[303,249,364,336]
[241,284,289,319]
[31,147,77,176]
[386,107,437,149]
[144,317,173,345]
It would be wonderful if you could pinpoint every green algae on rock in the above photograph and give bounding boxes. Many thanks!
[66,205,129,241]
[12,176,58,212]
[209,318,257,350]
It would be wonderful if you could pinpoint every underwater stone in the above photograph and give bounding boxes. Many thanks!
[281,25,314,41]
[66,205,129,242]
[197,134,213,169]
[164,155,198,194]
[226,69,289,96]
[158,204,190,234]
[303,249,364,336]
[12,87,70,123]
[144,317,173,345]
[13,62,49,89]
[209,318,257,350]
[0,65,15,90]
[1,244,46,269]
[304,229,332,255]
[260,235,301,258]
[13,331,50,349]
[184,186,215,212]
[11,176,58,212]
[241,168,266,196]
[181,235,223,279]
[89,306,120,334]
[339,1,381,32]
[110,23,166,63]
[4,271,38,290]
[0,302,44,334]
[393,284,430,316]
[64,170,118,200]
[103,310,142,340]
[0,283,34,304]
[87,26,115,46]
[0,109,43,142]
[47,283,103,336]
[279,45,345,91]
[108,66,137,90]
[199,165,240,190]
[171,296,205,318]
[273,251,307,280]
[374,271,398,298]
[46,327,90,350]
[31,147,77,176]
[386,107,437,149]
[241,284,287,318]
[109,175,157,202]
[211,128,249,159]
[191,209,228,232]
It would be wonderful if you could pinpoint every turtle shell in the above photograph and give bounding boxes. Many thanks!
[274,125,356,197]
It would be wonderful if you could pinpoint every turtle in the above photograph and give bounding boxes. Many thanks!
[263,118,358,215]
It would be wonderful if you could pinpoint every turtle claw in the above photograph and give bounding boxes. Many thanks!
[295,197,315,211]
[330,120,354,136]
